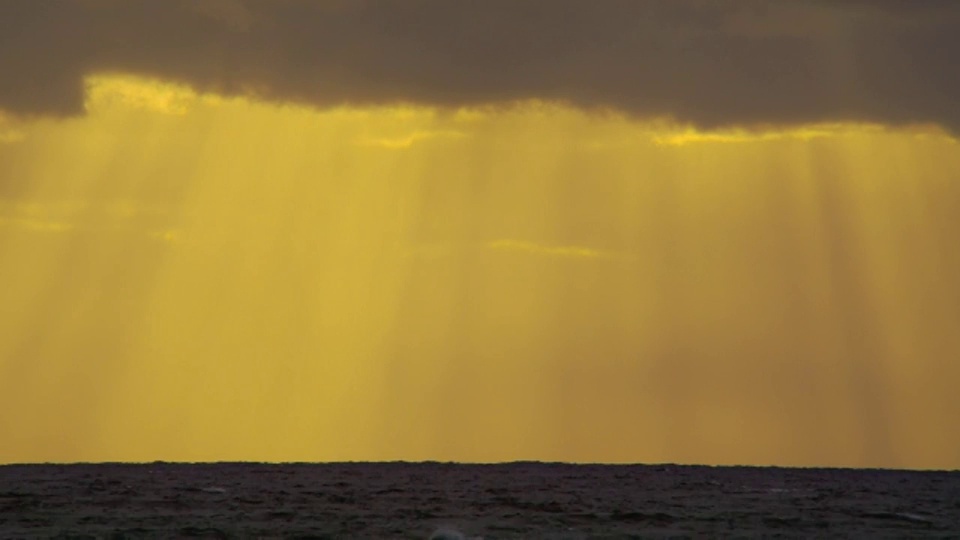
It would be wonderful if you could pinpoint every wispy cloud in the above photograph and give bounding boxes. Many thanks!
[0,112,25,143]
[0,200,178,241]
[83,74,207,115]
[147,229,182,243]
[486,239,616,260]
[651,123,886,146]
[0,216,74,233]
[356,129,467,149]
[579,121,958,150]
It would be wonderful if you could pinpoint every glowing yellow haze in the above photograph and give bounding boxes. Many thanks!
[1,75,958,469]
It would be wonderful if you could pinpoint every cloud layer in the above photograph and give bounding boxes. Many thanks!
[2,0,959,131]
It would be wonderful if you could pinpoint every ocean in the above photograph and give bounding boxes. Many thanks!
[1,462,957,538]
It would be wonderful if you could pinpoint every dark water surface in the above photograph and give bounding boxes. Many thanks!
[1,462,958,538]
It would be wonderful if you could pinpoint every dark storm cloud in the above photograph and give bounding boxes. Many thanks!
[1,0,959,131]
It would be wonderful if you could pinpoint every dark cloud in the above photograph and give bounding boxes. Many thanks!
[1,0,959,131]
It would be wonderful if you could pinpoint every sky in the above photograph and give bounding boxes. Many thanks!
[1,0,959,469]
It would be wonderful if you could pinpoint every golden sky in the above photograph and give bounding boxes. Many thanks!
[1,1,959,469]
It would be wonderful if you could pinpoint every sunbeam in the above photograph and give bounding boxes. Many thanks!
[1,74,958,468]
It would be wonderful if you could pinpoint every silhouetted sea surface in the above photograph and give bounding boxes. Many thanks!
[1,462,958,538]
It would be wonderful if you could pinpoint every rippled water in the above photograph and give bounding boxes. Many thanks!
[1,462,958,538]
